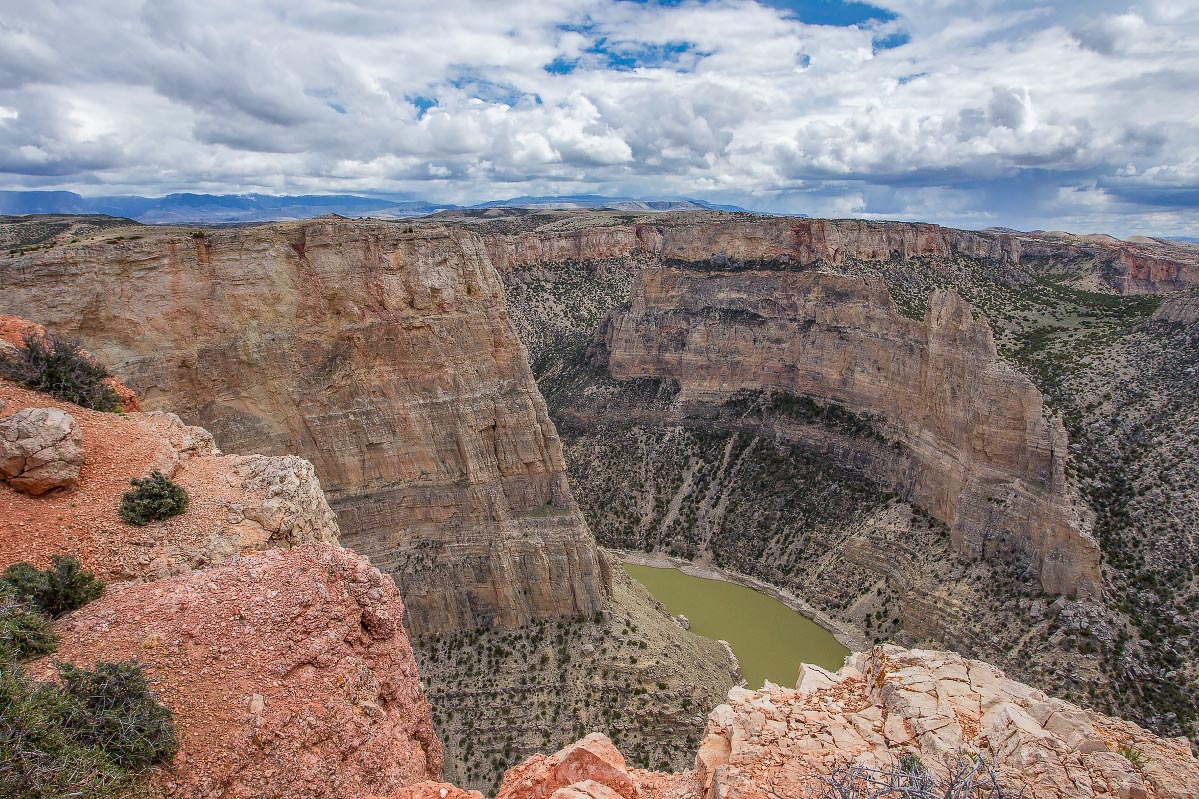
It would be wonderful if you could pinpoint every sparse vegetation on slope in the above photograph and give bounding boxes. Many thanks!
[0,659,176,799]
[0,593,57,662]
[2,556,104,619]
[0,331,122,412]
[0,553,174,799]
[414,568,735,793]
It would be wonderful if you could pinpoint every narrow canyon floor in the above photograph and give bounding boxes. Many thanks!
[412,563,737,793]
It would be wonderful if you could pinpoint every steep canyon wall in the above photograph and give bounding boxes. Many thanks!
[0,219,609,634]
[598,268,1100,598]
[482,216,1199,293]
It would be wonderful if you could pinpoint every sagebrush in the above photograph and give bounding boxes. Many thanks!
[810,754,1018,799]
[1,556,104,619]
[0,659,176,799]
[0,594,57,662]
[0,551,174,797]
[57,660,179,769]
[0,330,122,412]
[118,471,188,526]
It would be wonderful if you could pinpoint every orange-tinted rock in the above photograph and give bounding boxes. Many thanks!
[101,375,142,411]
[497,734,637,799]
[0,379,338,581]
[42,544,442,799]
[0,315,140,412]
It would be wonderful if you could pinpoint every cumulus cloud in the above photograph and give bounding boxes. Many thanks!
[0,0,1196,234]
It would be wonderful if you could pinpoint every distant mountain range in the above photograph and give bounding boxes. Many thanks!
[0,191,754,224]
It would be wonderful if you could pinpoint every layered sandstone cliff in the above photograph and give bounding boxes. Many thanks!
[0,219,609,634]
[480,216,1199,293]
[596,268,1099,599]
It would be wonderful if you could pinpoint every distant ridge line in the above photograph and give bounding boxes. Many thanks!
[0,190,759,224]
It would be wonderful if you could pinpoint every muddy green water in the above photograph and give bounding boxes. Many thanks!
[623,563,849,688]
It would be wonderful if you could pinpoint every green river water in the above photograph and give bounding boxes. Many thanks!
[623,562,849,688]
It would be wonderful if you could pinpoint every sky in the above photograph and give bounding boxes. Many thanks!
[0,0,1197,236]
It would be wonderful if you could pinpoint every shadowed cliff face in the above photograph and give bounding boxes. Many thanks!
[598,268,1100,599]
[0,218,609,635]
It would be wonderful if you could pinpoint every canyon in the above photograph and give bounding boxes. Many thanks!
[0,219,609,636]
[474,208,1198,746]
[2,209,1198,794]
[3,326,1197,799]
[477,214,1199,294]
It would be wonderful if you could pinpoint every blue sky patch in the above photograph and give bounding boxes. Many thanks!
[407,96,437,117]
[617,0,896,26]
[544,57,579,75]
[872,30,911,53]
[743,0,896,26]
[589,39,700,71]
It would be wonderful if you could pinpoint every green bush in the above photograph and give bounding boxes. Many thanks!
[0,595,57,661]
[118,472,188,526]
[0,330,122,412]
[58,660,178,769]
[1,556,104,619]
[0,659,175,799]
[0,563,47,606]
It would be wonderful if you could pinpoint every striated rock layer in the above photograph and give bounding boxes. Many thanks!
[0,219,609,634]
[42,543,443,799]
[598,268,1099,599]
[437,646,1199,799]
[480,216,1199,294]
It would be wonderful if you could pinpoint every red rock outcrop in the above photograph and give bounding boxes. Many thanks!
[42,543,442,799]
[0,220,609,635]
[0,379,339,580]
[689,646,1199,799]
[598,268,1099,598]
[481,217,1199,293]
[496,733,638,799]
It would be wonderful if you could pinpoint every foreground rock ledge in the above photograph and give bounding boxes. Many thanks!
[416,646,1198,799]
[0,378,340,581]
[43,544,442,799]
